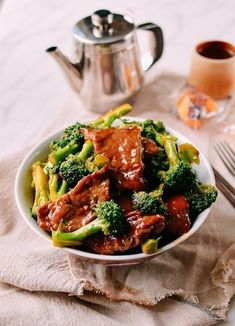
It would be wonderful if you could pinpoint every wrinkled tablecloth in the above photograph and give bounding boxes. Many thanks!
[1,73,235,326]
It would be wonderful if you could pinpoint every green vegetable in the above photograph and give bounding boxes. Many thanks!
[48,142,81,165]
[48,174,68,201]
[48,104,132,165]
[158,135,196,192]
[141,119,167,146]
[178,143,200,165]
[59,140,93,188]
[49,122,85,164]
[43,161,68,201]
[43,161,61,175]
[51,122,85,151]
[122,118,167,146]
[185,183,218,217]
[31,161,50,217]
[30,103,218,255]
[144,148,169,185]
[85,154,110,173]
[132,184,166,214]
[141,238,159,254]
[90,103,132,129]
[52,200,126,247]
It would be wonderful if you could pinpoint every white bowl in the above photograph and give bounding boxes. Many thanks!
[15,118,215,265]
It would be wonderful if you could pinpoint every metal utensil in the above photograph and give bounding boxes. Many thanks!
[212,167,235,207]
[214,140,235,176]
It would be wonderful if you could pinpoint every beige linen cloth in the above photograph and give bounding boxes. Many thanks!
[1,73,235,326]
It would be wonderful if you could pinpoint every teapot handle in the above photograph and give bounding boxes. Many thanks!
[137,22,164,71]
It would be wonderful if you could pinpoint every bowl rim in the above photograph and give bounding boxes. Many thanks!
[15,117,215,262]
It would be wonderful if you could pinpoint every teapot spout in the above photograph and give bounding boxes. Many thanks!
[46,47,83,93]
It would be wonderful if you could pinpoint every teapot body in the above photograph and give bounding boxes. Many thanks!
[74,33,144,113]
[47,10,163,113]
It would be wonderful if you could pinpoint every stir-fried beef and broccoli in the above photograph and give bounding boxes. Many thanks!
[31,104,217,255]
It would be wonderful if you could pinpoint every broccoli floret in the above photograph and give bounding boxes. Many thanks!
[64,122,86,137]
[85,154,110,173]
[31,161,50,218]
[158,135,196,193]
[132,184,166,214]
[144,149,169,185]
[141,119,167,146]
[122,118,167,146]
[43,161,61,175]
[147,148,169,172]
[59,157,89,188]
[51,122,85,151]
[185,183,218,217]
[49,122,85,164]
[59,140,93,188]
[50,133,83,152]
[94,200,126,235]
[159,161,195,192]
[153,121,166,133]
[52,200,126,247]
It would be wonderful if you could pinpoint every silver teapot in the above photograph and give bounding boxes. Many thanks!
[47,9,164,113]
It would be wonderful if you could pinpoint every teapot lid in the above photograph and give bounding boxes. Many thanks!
[73,9,134,44]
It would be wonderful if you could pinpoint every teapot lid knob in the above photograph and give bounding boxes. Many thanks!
[73,9,134,44]
[91,10,114,31]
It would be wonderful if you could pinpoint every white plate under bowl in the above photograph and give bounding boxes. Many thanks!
[15,118,215,265]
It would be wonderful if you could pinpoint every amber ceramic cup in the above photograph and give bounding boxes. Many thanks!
[188,41,235,99]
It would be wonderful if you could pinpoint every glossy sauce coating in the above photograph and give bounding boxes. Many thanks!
[141,137,159,157]
[165,194,191,236]
[37,166,110,232]
[83,126,145,191]
[85,211,165,255]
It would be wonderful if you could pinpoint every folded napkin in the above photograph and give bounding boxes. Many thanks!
[1,72,235,326]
